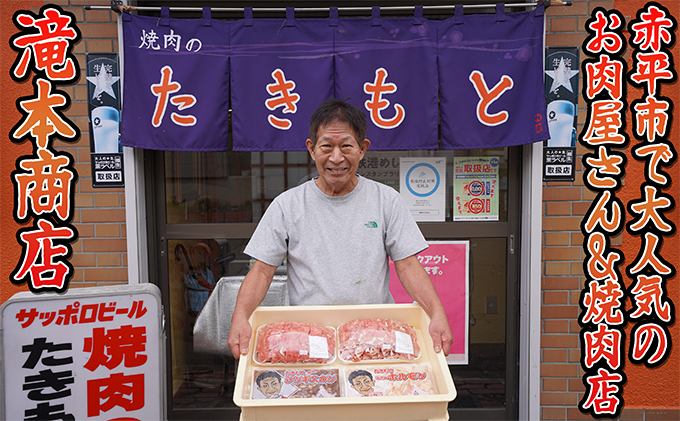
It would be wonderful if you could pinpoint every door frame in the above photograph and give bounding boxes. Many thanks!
[138,144,528,420]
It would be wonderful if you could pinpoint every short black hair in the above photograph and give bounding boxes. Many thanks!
[308,99,367,147]
[256,370,282,387]
[348,369,373,384]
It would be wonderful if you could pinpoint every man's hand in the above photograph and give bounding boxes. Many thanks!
[394,255,454,356]
[226,260,277,358]
[227,316,252,358]
[428,311,453,356]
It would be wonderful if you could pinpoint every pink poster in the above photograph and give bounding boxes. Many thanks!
[389,241,469,364]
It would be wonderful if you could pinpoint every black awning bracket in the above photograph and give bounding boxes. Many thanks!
[111,0,125,14]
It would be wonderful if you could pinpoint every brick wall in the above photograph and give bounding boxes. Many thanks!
[541,2,608,419]
[54,0,128,287]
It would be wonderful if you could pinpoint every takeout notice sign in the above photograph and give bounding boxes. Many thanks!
[389,241,469,364]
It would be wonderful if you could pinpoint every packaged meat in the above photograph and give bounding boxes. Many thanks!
[254,321,336,364]
[337,318,421,362]
[251,368,340,399]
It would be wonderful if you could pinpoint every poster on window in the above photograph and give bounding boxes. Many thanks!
[543,47,580,181]
[389,241,469,365]
[357,151,402,189]
[453,157,499,221]
[399,157,446,222]
[1,284,165,421]
[86,53,124,188]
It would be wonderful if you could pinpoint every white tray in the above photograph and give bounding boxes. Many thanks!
[234,303,456,421]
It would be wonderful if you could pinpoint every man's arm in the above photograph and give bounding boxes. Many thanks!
[227,260,278,358]
[394,255,453,355]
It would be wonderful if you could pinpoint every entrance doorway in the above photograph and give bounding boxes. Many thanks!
[146,145,522,420]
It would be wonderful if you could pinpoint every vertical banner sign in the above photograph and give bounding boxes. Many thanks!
[439,3,549,149]
[400,157,446,222]
[579,5,678,418]
[579,8,629,418]
[543,47,580,181]
[120,8,230,151]
[453,157,500,221]
[625,0,677,395]
[389,242,470,365]
[335,6,438,150]
[231,8,334,151]
[1,285,165,421]
[87,53,124,188]
[9,5,81,294]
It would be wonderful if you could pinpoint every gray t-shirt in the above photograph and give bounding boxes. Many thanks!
[244,176,428,306]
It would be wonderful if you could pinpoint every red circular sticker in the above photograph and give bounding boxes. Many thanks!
[468,181,484,197]
[468,198,484,214]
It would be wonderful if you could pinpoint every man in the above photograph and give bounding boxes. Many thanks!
[255,371,284,399]
[227,99,452,357]
[348,369,382,397]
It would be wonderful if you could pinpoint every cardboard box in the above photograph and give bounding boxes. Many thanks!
[234,303,456,421]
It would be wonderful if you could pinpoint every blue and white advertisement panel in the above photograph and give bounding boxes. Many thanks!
[400,157,446,222]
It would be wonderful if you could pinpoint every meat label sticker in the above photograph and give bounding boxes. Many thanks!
[309,335,329,359]
[394,331,415,355]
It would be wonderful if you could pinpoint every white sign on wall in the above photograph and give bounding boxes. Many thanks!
[400,157,446,222]
[1,284,165,421]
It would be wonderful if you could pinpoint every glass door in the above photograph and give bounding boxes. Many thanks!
[147,145,521,420]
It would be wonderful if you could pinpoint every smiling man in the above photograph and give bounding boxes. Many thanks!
[348,370,381,397]
[304,105,370,197]
[255,371,283,399]
[227,99,452,359]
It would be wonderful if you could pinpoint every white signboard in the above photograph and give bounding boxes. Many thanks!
[1,284,165,421]
[400,157,446,222]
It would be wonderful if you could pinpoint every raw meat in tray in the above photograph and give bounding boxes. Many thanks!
[338,318,421,362]
[254,321,336,364]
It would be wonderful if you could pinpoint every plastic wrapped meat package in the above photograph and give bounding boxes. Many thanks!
[254,321,336,364]
[338,318,421,362]
[251,368,340,399]
[343,364,436,397]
